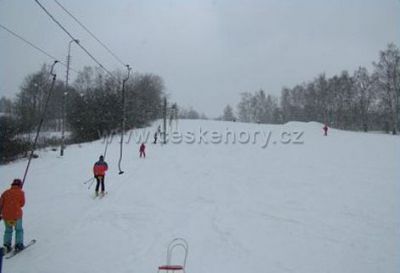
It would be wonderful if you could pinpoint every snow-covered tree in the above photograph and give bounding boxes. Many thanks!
[222,104,235,121]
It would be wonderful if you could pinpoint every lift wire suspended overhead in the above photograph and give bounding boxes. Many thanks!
[52,0,127,67]
[33,0,118,81]
[0,23,79,74]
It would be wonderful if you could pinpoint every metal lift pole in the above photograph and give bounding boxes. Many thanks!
[118,65,131,175]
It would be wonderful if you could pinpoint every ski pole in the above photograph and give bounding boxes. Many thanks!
[88,178,95,189]
[83,177,94,184]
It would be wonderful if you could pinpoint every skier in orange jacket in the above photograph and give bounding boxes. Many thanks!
[0,179,25,253]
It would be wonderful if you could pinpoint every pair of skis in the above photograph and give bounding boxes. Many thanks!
[92,191,108,199]
[3,239,36,259]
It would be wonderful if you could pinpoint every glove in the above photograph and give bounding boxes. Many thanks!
[0,215,2,222]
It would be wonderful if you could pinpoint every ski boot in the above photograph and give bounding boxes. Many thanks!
[14,243,24,252]
[3,244,12,254]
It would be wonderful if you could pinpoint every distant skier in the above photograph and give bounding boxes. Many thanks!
[323,124,328,136]
[153,131,158,144]
[139,143,146,158]
[93,155,108,196]
[0,179,25,253]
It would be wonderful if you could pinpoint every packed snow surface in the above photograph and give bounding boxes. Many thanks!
[0,120,399,273]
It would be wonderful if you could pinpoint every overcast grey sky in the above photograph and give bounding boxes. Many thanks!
[1,0,399,117]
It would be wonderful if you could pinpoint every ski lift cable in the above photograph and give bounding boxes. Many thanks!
[0,23,79,74]
[53,0,127,67]
[22,61,59,187]
[33,0,117,81]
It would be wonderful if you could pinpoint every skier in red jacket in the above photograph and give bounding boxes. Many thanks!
[139,143,146,158]
[323,124,328,136]
[93,155,108,196]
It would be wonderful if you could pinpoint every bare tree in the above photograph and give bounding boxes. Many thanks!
[373,43,400,134]
[0,97,13,114]
[353,67,376,131]
[14,64,64,133]
[237,92,253,122]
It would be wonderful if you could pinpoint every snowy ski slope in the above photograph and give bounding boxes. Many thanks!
[0,120,399,273]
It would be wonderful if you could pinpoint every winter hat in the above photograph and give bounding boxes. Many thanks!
[99,155,104,161]
[11,179,22,187]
